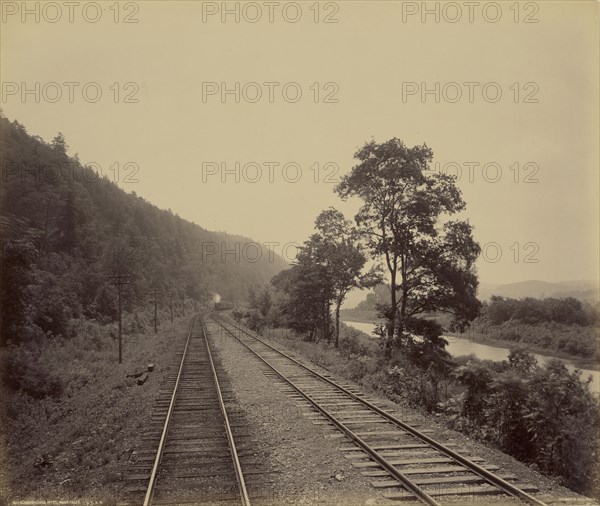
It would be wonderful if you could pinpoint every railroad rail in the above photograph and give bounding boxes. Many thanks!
[136,314,250,506]
[210,313,549,506]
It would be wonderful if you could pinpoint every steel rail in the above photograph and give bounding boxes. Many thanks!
[143,315,197,506]
[214,314,549,506]
[201,317,251,506]
[213,315,441,505]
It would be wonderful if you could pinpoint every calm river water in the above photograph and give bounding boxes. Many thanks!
[343,320,600,394]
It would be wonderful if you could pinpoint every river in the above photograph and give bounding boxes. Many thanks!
[343,320,600,394]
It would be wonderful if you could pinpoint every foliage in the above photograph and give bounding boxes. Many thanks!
[335,138,481,352]
[355,284,391,310]
[458,318,599,360]
[0,117,288,345]
[485,295,598,326]
[270,317,600,498]
[1,307,196,500]
[267,209,378,345]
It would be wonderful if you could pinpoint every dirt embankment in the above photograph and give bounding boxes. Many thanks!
[2,314,194,504]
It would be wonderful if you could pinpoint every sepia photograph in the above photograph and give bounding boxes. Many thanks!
[0,1,599,505]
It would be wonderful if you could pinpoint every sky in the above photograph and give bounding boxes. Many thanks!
[1,0,598,298]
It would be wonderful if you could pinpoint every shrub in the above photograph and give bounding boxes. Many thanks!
[2,344,64,399]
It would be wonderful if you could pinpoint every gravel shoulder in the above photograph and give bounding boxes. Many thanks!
[213,314,598,506]
[210,318,397,506]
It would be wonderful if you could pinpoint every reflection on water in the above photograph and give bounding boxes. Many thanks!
[343,320,599,393]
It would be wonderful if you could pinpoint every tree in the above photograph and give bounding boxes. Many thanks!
[310,208,380,347]
[271,259,332,341]
[272,209,379,345]
[335,138,481,353]
[507,348,538,373]
[50,132,68,154]
[248,285,258,308]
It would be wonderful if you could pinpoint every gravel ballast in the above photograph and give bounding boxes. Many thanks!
[209,314,598,506]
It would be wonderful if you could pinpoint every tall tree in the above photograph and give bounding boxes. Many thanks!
[310,208,380,347]
[271,259,332,341]
[335,138,481,353]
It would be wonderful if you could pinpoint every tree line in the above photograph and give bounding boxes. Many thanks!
[485,295,598,326]
[0,115,288,347]
[239,138,481,363]
[232,137,599,499]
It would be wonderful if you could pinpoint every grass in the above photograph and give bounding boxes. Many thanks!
[1,309,201,504]
[232,316,600,500]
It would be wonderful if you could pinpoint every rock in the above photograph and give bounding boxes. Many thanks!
[335,473,344,482]
[148,363,154,372]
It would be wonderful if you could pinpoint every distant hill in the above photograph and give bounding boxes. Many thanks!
[478,280,600,303]
[0,116,289,343]
[350,280,600,314]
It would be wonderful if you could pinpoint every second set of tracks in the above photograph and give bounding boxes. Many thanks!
[125,315,257,505]
[127,312,552,505]
[208,313,550,506]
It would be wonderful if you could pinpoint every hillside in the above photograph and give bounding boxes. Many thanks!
[350,280,600,314]
[478,280,600,302]
[0,116,289,345]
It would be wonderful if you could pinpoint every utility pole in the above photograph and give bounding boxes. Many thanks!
[109,273,130,364]
[149,288,161,334]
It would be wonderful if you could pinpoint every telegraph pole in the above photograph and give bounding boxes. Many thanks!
[149,288,161,334]
[109,273,130,364]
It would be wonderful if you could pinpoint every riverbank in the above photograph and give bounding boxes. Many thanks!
[232,314,600,501]
[341,317,600,372]
[342,319,600,394]
[444,330,600,372]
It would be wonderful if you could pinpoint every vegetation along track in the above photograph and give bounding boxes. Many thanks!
[210,313,550,506]
[123,314,271,506]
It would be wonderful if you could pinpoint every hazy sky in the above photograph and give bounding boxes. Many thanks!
[2,0,598,291]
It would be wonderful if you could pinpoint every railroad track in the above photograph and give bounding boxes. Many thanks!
[123,314,264,506]
[209,313,550,506]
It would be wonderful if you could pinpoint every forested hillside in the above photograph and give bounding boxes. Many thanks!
[0,116,288,345]
[478,280,600,303]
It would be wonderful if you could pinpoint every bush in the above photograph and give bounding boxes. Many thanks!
[339,334,368,357]
[2,344,64,399]
[345,356,372,381]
